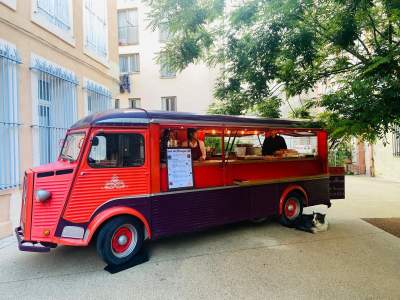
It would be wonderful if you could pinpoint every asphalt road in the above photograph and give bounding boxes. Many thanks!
[1,176,400,300]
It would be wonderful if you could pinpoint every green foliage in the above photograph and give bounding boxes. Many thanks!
[147,0,400,141]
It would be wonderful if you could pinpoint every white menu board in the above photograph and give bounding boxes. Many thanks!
[167,148,194,190]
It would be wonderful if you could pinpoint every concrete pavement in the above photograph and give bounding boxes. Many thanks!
[0,176,400,300]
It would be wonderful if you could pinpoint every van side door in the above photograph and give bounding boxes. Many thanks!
[63,128,151,223]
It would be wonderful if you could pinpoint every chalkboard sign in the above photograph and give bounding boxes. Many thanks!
[166,148,194,190]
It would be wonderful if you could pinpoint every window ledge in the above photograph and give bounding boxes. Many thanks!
[84,48,110,68]
[31,13,76,47]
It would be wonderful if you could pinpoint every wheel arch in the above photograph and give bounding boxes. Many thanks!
[86,207,151,244]
[278,184,308,215]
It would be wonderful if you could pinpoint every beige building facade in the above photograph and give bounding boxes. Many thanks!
[0,0,119,237]
[116,0,218,113]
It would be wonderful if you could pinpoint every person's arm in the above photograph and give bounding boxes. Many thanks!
[182,141,188,147]
[279,136,287,150]
[199,140,207,160]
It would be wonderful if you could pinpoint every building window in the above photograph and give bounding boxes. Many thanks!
[115,99,120,109]
[161,96,177,111]
[31,55,78,165]
[159,22,170,43]
[35,0,71,31]
[118,9,139,45]
[1,0,17,10]
[88,133,145,168]
[160,52,176,78]
[129,98,141,109]
[393,125,400,157]
[120,53,140,73]
[0,41,21,190]
[85,79,113,115]
[84,0,108,59]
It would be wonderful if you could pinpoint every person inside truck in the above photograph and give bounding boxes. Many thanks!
[182,128,206,161]
[262,129,287,156]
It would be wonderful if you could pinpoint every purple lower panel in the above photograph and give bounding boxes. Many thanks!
[55,178,330,240]
[151,186,251,239]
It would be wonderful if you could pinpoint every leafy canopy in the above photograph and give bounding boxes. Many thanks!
[147,0,400,141]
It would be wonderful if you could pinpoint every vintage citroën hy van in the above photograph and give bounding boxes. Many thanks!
[16,110,344,266]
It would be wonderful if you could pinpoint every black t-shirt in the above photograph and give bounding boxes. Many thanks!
[262,135,287,155]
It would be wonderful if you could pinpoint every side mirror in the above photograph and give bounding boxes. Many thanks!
[92,136,99,146]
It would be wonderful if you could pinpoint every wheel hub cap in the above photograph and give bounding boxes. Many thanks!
[118,235,128,246]
[111,226,134,255]
[285,198,300,220]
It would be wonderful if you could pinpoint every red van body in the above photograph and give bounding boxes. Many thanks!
[15,110,345,264]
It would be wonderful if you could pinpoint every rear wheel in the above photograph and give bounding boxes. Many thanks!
[96,216,144,266]
[279,195,303,226]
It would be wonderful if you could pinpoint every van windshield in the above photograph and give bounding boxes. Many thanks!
[60,133,86,162]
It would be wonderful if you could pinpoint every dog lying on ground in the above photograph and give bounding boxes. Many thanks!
[293,212,329,233]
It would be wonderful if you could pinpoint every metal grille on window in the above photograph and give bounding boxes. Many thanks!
[0,42,21,190]
[161,96,177,111]
[393,125,400,157]
[84,0,107,58]
[36,0,70,31]
[86,80,112,115]
[118,9,139,45]
[31,56,78,165]
[119,53,139,73]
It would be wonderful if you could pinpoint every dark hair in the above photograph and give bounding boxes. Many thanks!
[187,128,197,140]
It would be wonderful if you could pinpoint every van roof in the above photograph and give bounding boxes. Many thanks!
[70,109,321,129]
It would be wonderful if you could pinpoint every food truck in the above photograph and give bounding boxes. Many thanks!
[15,110,345,266]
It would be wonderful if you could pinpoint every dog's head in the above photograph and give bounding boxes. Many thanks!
[312,212,326,225]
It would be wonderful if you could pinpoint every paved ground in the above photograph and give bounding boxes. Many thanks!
[1,176,400,300]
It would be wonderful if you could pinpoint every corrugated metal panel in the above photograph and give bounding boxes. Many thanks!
[0,41,21,190]
[31,172,73,239]
[64,167,150,223]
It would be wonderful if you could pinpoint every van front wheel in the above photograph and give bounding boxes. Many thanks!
[96,216,144,266]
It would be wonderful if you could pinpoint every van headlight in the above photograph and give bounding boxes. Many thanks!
[35,190,52,203]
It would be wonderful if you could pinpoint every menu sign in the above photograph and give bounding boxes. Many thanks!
[167,148,194,190]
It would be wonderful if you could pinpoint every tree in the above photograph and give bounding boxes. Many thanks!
[147,0,400,141]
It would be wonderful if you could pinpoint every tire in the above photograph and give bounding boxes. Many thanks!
[96,215,144,266]
[279,195,303,226]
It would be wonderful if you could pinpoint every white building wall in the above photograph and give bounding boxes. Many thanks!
[373,135,400,182]
[117,0,218,113]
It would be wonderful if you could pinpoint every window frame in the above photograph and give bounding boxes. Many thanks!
[118,8,139,46]
[83,0,109,65]
[119,53,140,74]
[87,131,146,169]
[31,0,75,46]
[159,52,176,78]
[161,96,177,111]
[128,97,141,109]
